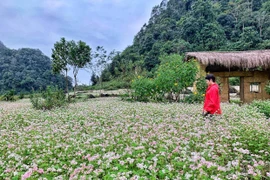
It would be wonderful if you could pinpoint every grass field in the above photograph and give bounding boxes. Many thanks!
[0,97,269,179]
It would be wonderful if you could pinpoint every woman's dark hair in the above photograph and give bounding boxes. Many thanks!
[205,74,216,82]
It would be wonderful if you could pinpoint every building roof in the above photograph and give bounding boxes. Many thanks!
[185,50,270,70]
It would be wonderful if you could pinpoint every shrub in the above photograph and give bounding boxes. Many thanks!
[183,93,204,104]
[130,55,198,102]
[154,55,198,100]
[195,77,207,94]
[1,90,16,101]
[90,78,131,91]
[131,76,155,102]
[18,93,25,99]
[30,86,67,110]
[249,100,270,118]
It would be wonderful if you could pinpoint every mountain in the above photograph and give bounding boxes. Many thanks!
[0,41,7,49]
[0,42,72,94]
[101,0,270,82]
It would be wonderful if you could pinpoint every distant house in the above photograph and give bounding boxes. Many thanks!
[185,50,270,103]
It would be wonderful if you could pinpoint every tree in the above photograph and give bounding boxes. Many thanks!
[91,46,115,88]
[199,23,226,50]
[69,40,92,95]
[91,73,98,85]
[235,26,262,50]
[154,54,198,101]
[51,37,70,96]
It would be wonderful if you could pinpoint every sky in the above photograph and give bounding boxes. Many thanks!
[0,0,162,85]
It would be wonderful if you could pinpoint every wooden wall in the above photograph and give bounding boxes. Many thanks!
[213,71,270,103]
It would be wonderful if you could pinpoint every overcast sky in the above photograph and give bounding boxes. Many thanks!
[0,0,161,84]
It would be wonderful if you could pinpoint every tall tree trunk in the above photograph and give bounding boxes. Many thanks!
[65,70,69,97]
[73,68,78,96]
[74,75,77,96]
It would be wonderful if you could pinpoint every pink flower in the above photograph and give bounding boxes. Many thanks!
[37,168,44,174]
[248,168,254,175]
[4,168,12,173]
[232,174,238,179]
[22,170,32,180]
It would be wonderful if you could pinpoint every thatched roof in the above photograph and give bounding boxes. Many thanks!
[185,50,270,70]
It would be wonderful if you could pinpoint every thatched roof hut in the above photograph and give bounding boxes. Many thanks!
[185,50,270,103]
[185,50,270,70]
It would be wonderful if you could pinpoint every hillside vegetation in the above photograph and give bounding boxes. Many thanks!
[0,42,71,94]
[100,0,270,86]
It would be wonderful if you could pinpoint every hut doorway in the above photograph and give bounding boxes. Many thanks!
[229,77,241,102]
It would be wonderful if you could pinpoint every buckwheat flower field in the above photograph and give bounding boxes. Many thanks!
[0,98,269,179]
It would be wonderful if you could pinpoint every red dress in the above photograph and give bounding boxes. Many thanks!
[203,83,222,114]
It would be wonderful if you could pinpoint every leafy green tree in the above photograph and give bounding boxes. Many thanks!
[51,37,70,96]
[154,54,198,101]
[199,23,226,50]
[69,40,92,95]
[235,27,262,50]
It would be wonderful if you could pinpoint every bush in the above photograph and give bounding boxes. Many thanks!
[131,76,155,102]
[130,54,198,102]
[90,79,131,91]
[182,93,204,104]
[18,93,25,99]
[1,90,16,101]
[249,100,270,118]
[154,55,198,99]
[195,77,208,94]
[30,86,67,110]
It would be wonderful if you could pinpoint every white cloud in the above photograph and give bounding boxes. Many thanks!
[0,0,162,84]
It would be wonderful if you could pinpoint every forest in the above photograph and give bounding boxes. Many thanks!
[0,41,71,94]
[100,0,270,84]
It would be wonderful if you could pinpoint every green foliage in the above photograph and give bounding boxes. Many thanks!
[18,93,24,99]
[229,77,240,86]
[51,38,69,74]
[69,40,92,93]
[30,86,67,110]
[196,77,208,94]
[0,43,70,94]
[230,99,242,105]
[154,54,198,100]
[1,90,16,101]
[102,0,270,82]
[182,93,204,104]
[52,37,92,95]
[91,74,99,86]
[182,77,207,104]
[131,76,155,102]
[265,81,270,94]
[250,100,270,118]
[131,54,198,102]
